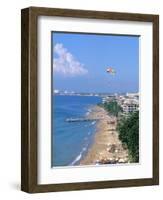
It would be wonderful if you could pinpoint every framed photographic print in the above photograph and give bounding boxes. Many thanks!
[21,7,159,193]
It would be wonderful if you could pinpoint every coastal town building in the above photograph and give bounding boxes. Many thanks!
[102,92,139,115]
[121,99,139,114]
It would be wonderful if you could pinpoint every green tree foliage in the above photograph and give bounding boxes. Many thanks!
[117,111,139,162]
[103,101,122,117]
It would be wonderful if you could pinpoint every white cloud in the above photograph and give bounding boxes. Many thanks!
[53,43,88,76]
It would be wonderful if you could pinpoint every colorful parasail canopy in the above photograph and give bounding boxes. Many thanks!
[106,67,116,75]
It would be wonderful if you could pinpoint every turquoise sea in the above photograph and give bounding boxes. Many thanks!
[52,95,102,167]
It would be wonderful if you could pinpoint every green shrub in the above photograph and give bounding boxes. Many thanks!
[117,111,139,162]
[103,101,122,117]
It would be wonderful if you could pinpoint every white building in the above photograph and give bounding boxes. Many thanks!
[54,89,59,94]
[126,92,139,99]
[121,99,139,114]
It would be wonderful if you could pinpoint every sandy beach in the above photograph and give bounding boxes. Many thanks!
[80,105,129,165]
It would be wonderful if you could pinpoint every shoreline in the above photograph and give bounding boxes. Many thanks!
[80,105,129,165]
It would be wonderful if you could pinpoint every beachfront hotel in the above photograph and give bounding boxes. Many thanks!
[121,98,139,114]
[102,92,139,115]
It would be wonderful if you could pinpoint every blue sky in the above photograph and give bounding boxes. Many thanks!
[52,32,139,93]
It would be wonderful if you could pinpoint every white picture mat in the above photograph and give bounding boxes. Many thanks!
[37,16,153,184]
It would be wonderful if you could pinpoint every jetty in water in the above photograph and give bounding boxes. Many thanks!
[65,117,100,122]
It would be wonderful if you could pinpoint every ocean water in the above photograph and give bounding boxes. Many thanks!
[52,95,102,167]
